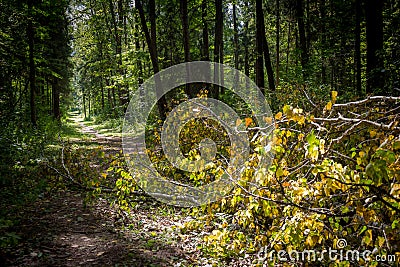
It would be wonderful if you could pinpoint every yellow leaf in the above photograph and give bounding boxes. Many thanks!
[370,130,377,138]
[101,173,107,179]
[331,91,338,103]
[245,117,253,127]
[264,117,273,124]
[363,229,373,246]
[378,236,385,247]
[326,101,332,111]
[283,105,292,115]
[296,115,306,125]
[275,112,283,120]
[236,118,242,127]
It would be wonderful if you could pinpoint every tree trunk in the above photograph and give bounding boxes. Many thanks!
[201,0,210,62]
[83,91,86,119]
[354,0,362,95]
[255,0,265,92]
[27,0,37,126]
[100,76,105,109]
[212,0,223,99]
[180,0,194,98]
[136,0,167,120]
[135,23,144,86]
[201,0,209,61]
[296,0,308,78]
[262,9,275,92]
[117,0,128,107]
[365,0,384,94]
[286,19,291,74]
[233,3,240,85]
[275,0,280,87]
[53,78,60,120]
[319,0,326,84]
[244,2,250,78]
[201,0,210,93]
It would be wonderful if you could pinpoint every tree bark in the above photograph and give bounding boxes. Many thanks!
[263,31,276,92]
[285,19,291,74]
[296,0,308,78]
[117,0,128,107]
[365,0,384,94]
[212,0,223,99]
[233,3,239,71]
[52,78,60,120]
[319,0,326,84]
[244,2,250,78]
[275,0,280,87]
[256,0,275,93]
[180,0,194,98]
[136,0,167,120]
[27,0,37,126]
[261,5,275,92]
[201,0,209,61]
[354,0,362,95]
[255,0,265,91]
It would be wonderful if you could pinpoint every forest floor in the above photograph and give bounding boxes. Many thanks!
[1,113,211,267]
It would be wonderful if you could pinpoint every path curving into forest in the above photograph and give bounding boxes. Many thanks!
[1,114,199,267]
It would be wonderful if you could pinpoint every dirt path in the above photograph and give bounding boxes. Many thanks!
[1,115,200,267]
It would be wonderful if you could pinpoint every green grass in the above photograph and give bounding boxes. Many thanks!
[61,115,91,139]
[92,118,123,137]
[65,111,123,138]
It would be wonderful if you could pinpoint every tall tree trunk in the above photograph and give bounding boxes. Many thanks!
[117,0,128,107]
[275,0,280,87]
[261,4,275,92]
[255,0,265,92]
[263,32,276,92]
[256,0,275,93]
[53,79,60,120]
[180,0,194,98]
[105,77,113,109]
[100,76,105,109]
[88,91,91,117]
[27,0,37,126]
[244,2,250,78]
[136,0,167,120]
[180,0,190,64]
[285,19,291,74]
[319,0,326,84]
[108,0,128,108]
[201,0,209,61]
[354,0,362,95]
[83,91,86,119]
[201,0,210,93]
[213,0,223,98]
[296,0,308,78]
[135,23,144,86]
[365,0,384,94]
[233,3,239,85]
[233,3,239,71]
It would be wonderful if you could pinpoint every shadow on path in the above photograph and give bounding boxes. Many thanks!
[2,190,185,266]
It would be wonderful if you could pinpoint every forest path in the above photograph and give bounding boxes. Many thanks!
[2,113,199,267]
